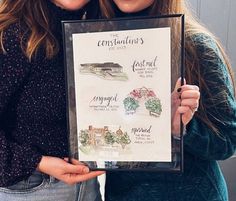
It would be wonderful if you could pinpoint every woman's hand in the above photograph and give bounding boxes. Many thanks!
[171,78,200,135]
[37,156,105,185]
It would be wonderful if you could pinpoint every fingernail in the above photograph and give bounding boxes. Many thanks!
[177,88,182,93]
[83,167,89,173]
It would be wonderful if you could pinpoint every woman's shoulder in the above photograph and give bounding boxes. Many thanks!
[187,32,220,53]
[0,22,30,68]
[187,31,226,70]
[188,31,235,95]
[1,22,25,51]
[187,31,234,87]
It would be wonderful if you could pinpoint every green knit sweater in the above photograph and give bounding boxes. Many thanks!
[105,33,236,201]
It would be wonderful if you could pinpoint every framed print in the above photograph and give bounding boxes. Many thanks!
[62,15,185,172]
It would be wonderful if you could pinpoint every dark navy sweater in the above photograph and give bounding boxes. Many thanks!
[0,1,85,187]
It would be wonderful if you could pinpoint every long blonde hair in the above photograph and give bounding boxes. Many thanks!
[99,0,236,134]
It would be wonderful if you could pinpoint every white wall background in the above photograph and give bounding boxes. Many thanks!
[188,1,236,201]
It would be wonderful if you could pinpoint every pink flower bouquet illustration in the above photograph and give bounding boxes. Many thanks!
[123,87,162,117]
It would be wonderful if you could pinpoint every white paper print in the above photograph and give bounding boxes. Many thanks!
[72,27,172,162]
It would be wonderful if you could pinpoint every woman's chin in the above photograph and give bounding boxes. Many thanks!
[117,7,142,14]
[51,0,89,11]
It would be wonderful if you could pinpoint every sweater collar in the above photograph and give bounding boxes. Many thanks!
[114,5,151,18]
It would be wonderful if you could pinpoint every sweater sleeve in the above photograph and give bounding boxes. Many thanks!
[184,33,236,161]
[0,25,42,187]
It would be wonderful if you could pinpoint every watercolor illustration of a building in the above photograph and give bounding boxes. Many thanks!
[79,126,131,150]
[88,125,108,146]
[80,62,128,81]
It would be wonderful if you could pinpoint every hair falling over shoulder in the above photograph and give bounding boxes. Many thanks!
[99,0,236,134]
[0,0,58,60]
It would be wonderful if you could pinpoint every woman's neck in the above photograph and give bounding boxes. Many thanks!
[114,6,151,18]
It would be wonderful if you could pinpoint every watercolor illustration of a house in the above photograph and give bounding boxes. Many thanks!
[88,125,108,146]
[80,62,128,81]
[81,62,123,73]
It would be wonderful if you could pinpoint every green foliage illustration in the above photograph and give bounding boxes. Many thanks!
[104,131,116,145]
[79,130,90,146]
[145,98,162,116]
[123,97,139,111]
[116,132,131,149]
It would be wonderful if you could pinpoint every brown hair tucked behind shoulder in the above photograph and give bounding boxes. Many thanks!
[99,0,236,134]
[0,0,58,60]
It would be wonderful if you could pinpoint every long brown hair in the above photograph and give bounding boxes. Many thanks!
[0,0,98,60]
[99,0,236,134]
[0,0,57,60]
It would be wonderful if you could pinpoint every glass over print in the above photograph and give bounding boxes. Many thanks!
[62,15,185,171]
